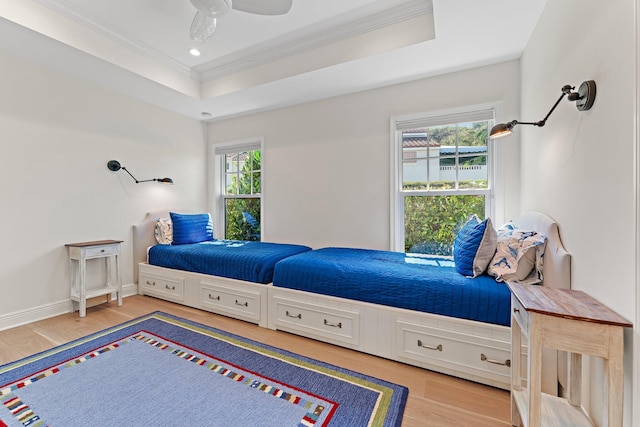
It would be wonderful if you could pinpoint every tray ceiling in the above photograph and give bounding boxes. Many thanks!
[0,0,547,121]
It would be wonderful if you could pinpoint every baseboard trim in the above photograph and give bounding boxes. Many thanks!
[0,300,70,332]
[0,283,139,332]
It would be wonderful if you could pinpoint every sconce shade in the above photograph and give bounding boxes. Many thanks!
[107,160,174,184]
[490,80,596,140]
[489,121,518,139]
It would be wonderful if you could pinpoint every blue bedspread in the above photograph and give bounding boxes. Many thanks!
[272,247,511,326]
[148,240,312,284]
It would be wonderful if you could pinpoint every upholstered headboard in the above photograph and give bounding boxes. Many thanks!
[132,209,194,283]
[513,211,571,290]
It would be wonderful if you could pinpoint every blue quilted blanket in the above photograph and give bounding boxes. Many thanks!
[272,247,511,326]
[148,240,312,284]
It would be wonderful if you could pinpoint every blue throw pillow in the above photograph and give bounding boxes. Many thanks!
[170,212,214,245]
[453,216,497,277]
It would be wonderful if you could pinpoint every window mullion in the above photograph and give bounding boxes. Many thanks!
[455,124,460,191]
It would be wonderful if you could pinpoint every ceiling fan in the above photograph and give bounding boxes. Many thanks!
[189,0,294,42]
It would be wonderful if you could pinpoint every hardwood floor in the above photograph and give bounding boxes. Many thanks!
[0,296,511,426]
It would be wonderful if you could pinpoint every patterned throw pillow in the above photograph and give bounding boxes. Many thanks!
[154,218,173,245]
[453,216,497,278]
[487,222,547,284]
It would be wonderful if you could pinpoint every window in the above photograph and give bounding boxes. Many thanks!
[212,140,262,241]
[391,106,495,256]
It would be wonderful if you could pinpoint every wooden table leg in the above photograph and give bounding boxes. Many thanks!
[568,352,582,406]
[528,314,542,427]
[607,327,624,427]
[511,315,522,426]
[116,253,122,306]
[79,258,86,317]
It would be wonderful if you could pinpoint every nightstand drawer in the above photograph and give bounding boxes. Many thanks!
[85,245,119,257]
[511,295,528,336]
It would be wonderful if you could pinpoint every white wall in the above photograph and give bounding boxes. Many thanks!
[0,51,207,325]
[209,60,522,250]
[520,0,637,425]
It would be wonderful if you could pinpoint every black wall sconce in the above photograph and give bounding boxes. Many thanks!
[107,160,173,184]
[490,80,596,139]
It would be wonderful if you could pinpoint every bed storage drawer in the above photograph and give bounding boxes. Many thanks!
[395,320,511,384]
[139,272,185,302]
[272,296,360,346]
[199,282,261,322]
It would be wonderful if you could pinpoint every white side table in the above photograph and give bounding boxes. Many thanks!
[508,282,632,427]
[66,240,123,317]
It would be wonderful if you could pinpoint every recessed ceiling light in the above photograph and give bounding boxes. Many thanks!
[189,48,201,57]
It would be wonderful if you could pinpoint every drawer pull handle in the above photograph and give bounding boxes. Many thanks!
[235,300,248,307]
[100,249,105,253]
[417,340,443,352]
[165,285,176,291]
[208,294,220,301]
[513,307,520,313]
[481,354,511,367]
[323,319,342,329]
[146,280,156,286]
[286,311,301,319]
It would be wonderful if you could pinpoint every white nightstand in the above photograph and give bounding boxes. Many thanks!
[66,240,123,317]
[508,282,632,427]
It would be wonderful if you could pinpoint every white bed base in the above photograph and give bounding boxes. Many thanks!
[267,287,513,388]
[138,263,269,327]
[133,211,570,392]
[133,211,269,327]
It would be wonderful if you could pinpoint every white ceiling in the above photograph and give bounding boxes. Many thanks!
[0,0,547,121]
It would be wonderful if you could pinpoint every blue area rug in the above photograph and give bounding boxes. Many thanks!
[0,312,407,426]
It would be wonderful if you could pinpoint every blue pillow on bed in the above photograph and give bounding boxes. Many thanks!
[453,216,497,278]
[170,212,214,245]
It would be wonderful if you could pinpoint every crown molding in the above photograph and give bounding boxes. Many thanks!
[30,0,431,84]
[33,0,196,78]
[196,0,433,81]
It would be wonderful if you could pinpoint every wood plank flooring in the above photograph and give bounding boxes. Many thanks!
[0,296,511,426]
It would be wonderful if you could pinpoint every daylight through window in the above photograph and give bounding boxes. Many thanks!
[393,107,495,256]
[214,142,262,241]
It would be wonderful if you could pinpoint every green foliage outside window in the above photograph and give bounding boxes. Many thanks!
[402,121,489,256]
[404,191,485,256]
[429,122,488,147]
[225,150,261,241]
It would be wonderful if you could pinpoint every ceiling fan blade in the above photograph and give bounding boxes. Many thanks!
[232,0,293,15]
[190,11,217,42]
[189,0,232,18]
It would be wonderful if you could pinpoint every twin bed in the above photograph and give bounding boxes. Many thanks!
[133,210,570,392]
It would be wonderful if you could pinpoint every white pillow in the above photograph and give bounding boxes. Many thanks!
[154,217,173,245]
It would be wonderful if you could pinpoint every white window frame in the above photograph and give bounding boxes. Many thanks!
[210,138,263,239]
[390,103,499,253]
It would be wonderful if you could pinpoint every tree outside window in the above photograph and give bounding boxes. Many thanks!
[223,149,261,241]
[393,108,495,256]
